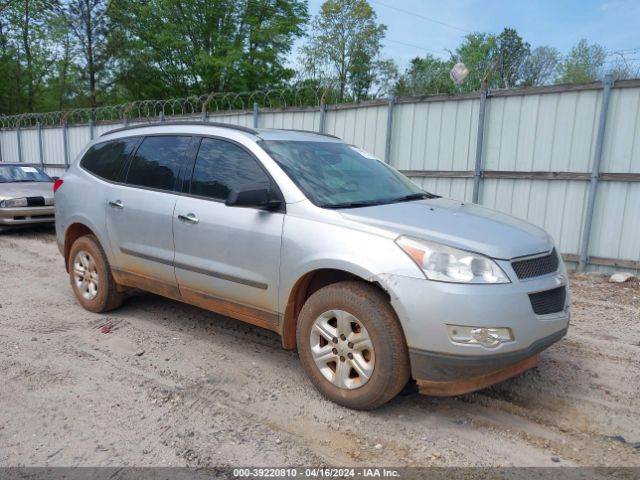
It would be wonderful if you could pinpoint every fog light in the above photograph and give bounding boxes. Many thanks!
[447,325,514,349]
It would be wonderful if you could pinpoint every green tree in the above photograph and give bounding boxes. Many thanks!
[522,46,561,86]
[1,0,57,112]
[56,0,114,108]
[560,39,606,83]
[395,55,453,95]
[43,13,81,110]
[496,27,529,88]
[110,0,308,99]
[371,58,398,97]
[0,14,19,113]
[450,32,497,92]
[301,0,386,101]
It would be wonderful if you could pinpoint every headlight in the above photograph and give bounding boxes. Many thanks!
[0,197,28,208]
[395,236,510,284]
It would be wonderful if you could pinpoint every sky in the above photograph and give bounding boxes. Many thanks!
[300,0,640,71]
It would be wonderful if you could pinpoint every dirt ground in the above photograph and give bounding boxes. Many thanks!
[0,226,639,467]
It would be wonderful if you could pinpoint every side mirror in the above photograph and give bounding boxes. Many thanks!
[225,187,282,211]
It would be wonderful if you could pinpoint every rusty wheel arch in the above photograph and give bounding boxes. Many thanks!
[280,268,390,350]
[63,223,96,272]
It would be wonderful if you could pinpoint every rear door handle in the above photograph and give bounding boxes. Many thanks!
[108,200,124,209]
[178,213,199,224]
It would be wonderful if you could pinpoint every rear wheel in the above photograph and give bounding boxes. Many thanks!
[68,234,123,313]
[296,281,410,409]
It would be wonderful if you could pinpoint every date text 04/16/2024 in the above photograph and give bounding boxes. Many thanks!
[232,468,401,478]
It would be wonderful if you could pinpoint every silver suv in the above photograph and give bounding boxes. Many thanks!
[55,122,569,409]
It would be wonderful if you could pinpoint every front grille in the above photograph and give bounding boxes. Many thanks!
[26,196,45,207]
[529,286,566,315]
[512,249,559,279]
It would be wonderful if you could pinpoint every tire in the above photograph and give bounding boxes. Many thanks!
[296,281,410,410]
[68,234,123,313]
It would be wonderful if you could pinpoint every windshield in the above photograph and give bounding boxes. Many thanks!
[260,141,435,208]
[0,165,52,183]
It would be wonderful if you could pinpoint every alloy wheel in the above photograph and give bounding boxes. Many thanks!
[309,309,375,389]
[73,250,99,300]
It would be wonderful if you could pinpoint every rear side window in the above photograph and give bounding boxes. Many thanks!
[80,137,138,181]
[126,136,191,191]
[190,138,271,201]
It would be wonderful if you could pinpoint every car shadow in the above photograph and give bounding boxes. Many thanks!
[0,224,56,236]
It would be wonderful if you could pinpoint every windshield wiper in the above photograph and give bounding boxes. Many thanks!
[321,199,391,209]
[322,192,440,209]
[390,192,439,203]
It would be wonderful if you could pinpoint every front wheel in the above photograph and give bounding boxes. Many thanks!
[296,281,410,409]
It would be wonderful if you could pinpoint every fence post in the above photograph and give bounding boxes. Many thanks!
[62,122,70,168]
[253,102,259,128]
[159,111,165,122]
[318,101,326,134]
[17,126,23,163]
[578,75,615,272]
[472,88,488,204]
[37,122,44,167]
[89,111,96,140]
[384,93,396,165]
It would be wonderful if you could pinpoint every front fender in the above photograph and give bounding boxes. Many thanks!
[278,215,424,314]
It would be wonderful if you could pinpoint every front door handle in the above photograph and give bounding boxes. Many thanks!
[178,213,199,224]
[108,200,124,209]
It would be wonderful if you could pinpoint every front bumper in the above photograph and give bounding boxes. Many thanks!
[409,327,567,381]
[0,206,55,225]
[375,259,570,392]
[415,353,542,396]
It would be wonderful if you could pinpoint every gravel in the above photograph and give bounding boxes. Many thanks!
[0,226,639,467]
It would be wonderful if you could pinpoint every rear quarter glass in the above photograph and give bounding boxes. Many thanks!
[81,137,139,181]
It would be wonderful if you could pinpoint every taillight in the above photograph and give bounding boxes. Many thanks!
[53,178,64,193]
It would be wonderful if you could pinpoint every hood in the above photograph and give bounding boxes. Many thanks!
[339,197,553,260]
[0,182,54,202]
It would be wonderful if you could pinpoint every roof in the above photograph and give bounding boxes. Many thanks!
[100,121,342,143]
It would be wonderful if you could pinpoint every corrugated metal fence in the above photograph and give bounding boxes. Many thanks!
[1,79,639,272]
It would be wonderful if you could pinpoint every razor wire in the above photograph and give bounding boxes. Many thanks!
[0,83,378,129]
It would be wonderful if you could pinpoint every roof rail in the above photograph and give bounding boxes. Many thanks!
[277,128,341,139]
[100,121,258,137]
